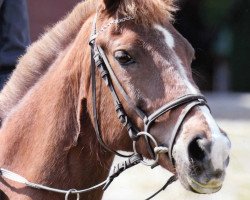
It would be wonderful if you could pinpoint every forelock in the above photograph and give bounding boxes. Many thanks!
[116,0,177,26]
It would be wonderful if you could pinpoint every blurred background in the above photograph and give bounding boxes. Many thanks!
[2,0,250,199]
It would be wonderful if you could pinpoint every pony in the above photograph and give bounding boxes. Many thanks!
[0,0,231,199]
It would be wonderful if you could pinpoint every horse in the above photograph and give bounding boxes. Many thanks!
[0,0,231,199]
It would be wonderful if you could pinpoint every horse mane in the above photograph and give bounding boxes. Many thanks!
[0,0,96,121]
[107,0,177,26]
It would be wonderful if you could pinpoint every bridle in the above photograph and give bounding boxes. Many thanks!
[88,14,208,166]
[91,43,207,165]
[0,15,209,200]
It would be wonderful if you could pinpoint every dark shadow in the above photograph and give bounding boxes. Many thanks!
[0,189,9,200]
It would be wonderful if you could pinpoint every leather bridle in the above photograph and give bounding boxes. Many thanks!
[89,15,208,166]
[0,15,209,200]
[88,15,209,199]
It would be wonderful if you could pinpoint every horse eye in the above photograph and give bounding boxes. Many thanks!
[114,50,135,66]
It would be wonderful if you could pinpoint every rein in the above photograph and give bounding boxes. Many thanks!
[0,15,209,200]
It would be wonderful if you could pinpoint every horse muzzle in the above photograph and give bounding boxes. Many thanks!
[173,131,231,194]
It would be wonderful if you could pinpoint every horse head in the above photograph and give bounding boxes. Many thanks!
[83,0,231,194]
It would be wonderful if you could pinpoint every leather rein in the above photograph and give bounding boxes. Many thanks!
[0,15,209,200]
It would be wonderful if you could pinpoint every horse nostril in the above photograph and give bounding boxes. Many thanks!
[225,156,230,167]
[214,169,223,179]
[188,137,206,162]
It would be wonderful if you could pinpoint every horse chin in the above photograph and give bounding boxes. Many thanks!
[175,165,224,195]
[173,150,224,195]
[186,177,222,194]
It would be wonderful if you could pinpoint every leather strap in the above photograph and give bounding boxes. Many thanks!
[146,94,206,127]
[143,95,207,162]
[103,153,143,190]
[168,100,208,165]
[91,47,132,157]
[97,46,147,120]
[146,175,178,200]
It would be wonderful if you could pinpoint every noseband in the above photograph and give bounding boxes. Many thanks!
[0,15,209,200]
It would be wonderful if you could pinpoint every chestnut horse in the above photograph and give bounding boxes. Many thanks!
[0,0,231,199]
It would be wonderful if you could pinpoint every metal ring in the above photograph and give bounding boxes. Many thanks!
[133,132,159,167]
[65,189,80,200]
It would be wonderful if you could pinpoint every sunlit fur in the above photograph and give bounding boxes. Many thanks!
[0,1,95,121]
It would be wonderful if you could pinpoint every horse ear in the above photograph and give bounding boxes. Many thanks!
[99,0,121,14]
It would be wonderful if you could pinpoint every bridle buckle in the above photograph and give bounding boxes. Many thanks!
[65,189,80,200]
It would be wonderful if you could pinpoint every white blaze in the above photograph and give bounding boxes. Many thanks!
[154,24,198,94]
[200,107,230,170]
[155,24,230,170]
[154,24,175,49]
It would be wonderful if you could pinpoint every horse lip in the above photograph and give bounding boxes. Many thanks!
[187,177,222,194]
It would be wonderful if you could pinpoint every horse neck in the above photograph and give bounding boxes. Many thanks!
[0,26,114,200]
[0,1,95,122]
